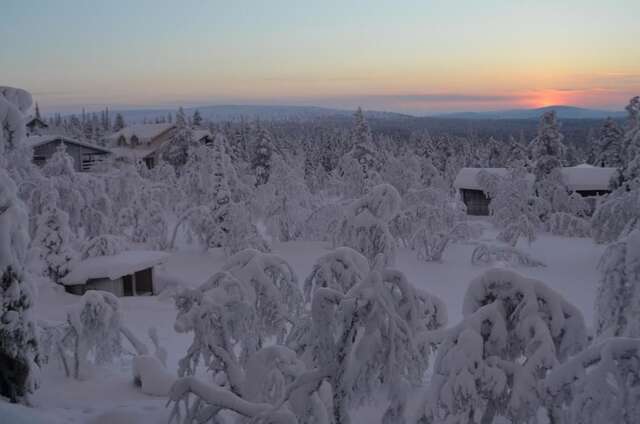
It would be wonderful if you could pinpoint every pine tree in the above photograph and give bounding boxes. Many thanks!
[529,111,566,181]
[192,109,203,128]
[113,113,125,132]
[162,107,194,171]
[251,125,274,186]
[594,117,624,168]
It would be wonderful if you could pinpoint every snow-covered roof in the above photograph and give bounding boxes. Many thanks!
[453,168,533,190]
[107,123,174,143]
[62,251,170,286]
[454,165,616,192]
[559,164,617,191]
[24,135,112,154]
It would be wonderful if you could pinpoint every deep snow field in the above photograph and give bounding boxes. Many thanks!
[12,223,606,424]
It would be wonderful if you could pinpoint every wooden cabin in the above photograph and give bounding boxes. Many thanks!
[25,135,112,172]
[62,251,169,297]
[454,165,617,216]
[108,124,212,168]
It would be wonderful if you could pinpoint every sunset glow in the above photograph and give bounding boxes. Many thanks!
[2,0,639,114]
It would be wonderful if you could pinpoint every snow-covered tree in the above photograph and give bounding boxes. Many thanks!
[0,87,31,154]
[594,229,640,338]
[168,347,315,424]
[65,291,123,379]
[477,166,542,246]
[591,179,640,243]
[0,165,40,403]
[544,337,640,424]
[113,113,125,131]
[333,108,382,196]
[258,154,312,241]
[80,234,129,259]
[162,107,195,170]
[192,109,203,128]
[291,262,446,424]
[423,267,587,424]
[303,247,369,303]
[252,125,275,186]
[400,187,470,262]
[529,111,566,181]
[593,117,624,168]
[32,202,76,284]
[335,184,400,266]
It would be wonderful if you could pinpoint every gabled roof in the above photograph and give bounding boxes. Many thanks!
[62,250,170,286]
[454,165,617,192]
[24,135,112,154]
[26,116,49,128]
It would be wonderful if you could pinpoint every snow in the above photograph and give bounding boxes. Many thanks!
[25,233,606,423]
[454,166,616,192]
[62,250,170,285]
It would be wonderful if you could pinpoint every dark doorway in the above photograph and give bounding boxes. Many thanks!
[134,268,153,295]
[123,275,134,296]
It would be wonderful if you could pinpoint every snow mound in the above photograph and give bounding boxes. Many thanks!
[132,355,176,396]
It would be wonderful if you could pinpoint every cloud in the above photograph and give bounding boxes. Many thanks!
[363,93,520,103]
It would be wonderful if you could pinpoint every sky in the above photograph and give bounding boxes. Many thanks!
[2,0,639,115]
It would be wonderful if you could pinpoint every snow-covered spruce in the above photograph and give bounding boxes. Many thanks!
[31,202,77,285]
[422,267,586,424]
[544,337,640,424]
[594,229,640,338]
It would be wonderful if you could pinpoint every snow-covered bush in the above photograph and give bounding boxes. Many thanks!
[544,337,640,424]
[471,243,546,267]
[545,211,591,237]
[496,214,537,246]
[65,291,123,379]
[335,184,400,267]
[423,268,586,424]
[594,229,640,338]
[0,164,40,403]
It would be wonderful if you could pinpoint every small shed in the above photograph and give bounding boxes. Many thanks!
[62,251,169,297]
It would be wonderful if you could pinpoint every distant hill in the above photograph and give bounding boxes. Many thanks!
[113,105,413,123]
[434,105,626,120]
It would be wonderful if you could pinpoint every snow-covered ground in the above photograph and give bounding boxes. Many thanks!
[28,229,605,423]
